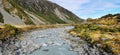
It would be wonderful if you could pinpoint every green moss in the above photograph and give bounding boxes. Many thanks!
[0,12,4,23]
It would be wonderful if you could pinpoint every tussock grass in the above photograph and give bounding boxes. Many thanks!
[15,24,70,32]
[0,24,70,40]
[70,24,120,55]
[0,24,17,40]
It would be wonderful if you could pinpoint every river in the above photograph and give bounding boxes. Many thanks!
[0,26,109,55]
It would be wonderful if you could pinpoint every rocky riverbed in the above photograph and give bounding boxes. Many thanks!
[0,26,110,55]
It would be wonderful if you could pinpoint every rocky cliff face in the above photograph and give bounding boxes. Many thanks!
[0,0,83,25]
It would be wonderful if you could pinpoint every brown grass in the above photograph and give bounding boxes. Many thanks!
[0,24,70,40]
[15,24,70,32]
[69,24,120,55]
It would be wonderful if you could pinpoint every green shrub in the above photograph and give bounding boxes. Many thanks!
[0,24,17,40]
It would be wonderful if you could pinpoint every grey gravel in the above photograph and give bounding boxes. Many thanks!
[0,26,111,55]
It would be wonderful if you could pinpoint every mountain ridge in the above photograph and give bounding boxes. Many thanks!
[86,13,120,25]
[0,0,83,25]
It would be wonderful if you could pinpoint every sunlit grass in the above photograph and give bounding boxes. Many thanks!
[0,24,69,40]
[70,24,120,55]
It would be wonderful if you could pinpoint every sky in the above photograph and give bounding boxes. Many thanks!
[49,0,120,19]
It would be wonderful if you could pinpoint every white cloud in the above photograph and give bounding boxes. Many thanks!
[49,0,120,14]
[79,0,120,15]
[49,0,90,11]
[49,0,120,19]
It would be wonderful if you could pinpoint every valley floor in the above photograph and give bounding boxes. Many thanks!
[0,26,109,55]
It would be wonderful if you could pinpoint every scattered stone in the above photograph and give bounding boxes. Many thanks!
[0,26,110,55]
[43,49,49,52]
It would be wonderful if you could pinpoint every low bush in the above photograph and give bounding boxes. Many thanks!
[70,23,120,55]
[0,24,17,40]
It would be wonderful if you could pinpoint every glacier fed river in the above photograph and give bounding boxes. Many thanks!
[0,26,110,55]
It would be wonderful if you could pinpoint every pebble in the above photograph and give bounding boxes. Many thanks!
[0,26,110,55]
[43,49,49,52]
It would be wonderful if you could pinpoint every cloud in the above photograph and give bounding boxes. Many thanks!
[49,0,90,11]
[49,0,120,19]
[80,0,120,14]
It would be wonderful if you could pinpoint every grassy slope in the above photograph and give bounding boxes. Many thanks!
[70,24,120,55]
[6,0,34,25]
[14,0,66,24]
[11,0,82,24]
[70,14,120,55]
[87,14,120,25]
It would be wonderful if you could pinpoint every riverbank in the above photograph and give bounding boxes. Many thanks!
[0,26,110,55]
[69,24,120,55]
[0,24,70,40]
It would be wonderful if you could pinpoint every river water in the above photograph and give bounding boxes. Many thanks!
[0,26,110,55]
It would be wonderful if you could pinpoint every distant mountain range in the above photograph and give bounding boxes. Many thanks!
[0,0,83,25]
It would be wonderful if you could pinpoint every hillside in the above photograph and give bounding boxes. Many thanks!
[86,14,120,25]
[70,13,120,55]
[0,0,83,25]
[96,14,120,25]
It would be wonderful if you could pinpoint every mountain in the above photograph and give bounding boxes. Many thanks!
[0,0,83,25]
